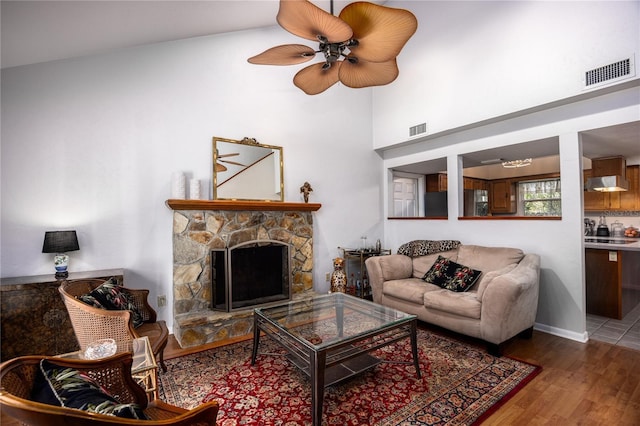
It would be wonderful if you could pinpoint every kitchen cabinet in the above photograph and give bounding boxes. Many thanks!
[489,179,516,213]
[585,249,640,320]
[426,173,447,192]
[464,177,488,191]
[620,165,639,210]
[584,165,639,211]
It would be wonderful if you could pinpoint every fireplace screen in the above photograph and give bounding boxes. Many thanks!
[211,240,291,312]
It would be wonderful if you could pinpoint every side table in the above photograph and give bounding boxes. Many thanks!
[339,247,391,299]
[59,336,158,401]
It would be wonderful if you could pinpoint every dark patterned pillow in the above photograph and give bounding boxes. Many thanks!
[78,278,143,328]
[31,359,148,419]
[422,255,453,287]
[423,255,482,292]
[443,265,482,292]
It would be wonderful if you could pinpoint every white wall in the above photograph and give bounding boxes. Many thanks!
[372,1,640,340]
[375,0,640,148]
[0,27,383,333]
[380,85,640,340]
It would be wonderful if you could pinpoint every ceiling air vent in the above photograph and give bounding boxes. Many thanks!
[409,122,427,137]
[583,57,634,89]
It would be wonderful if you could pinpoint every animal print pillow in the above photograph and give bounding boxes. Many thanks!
[397,240,461,258]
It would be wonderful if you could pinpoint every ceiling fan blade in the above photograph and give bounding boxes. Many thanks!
[338,57,399,88]
[221,160,246,167]
[215,163,228,172]
[293,62,341,95]
[339,2,417,63]
[277,0,353,43]
[248,44,317,65]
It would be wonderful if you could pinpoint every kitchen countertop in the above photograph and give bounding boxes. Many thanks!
[584,236,640,251]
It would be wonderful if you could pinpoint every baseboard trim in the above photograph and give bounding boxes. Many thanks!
[534,322,589,343]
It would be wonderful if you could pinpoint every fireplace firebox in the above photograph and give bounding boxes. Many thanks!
[212,240,291,312]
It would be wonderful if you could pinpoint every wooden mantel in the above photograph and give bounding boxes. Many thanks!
[166,199,321,212]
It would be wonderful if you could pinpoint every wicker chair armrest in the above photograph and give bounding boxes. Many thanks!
[0,353,147,408]
[122,287,157,323]
[145,400,220,425]
[0,395,219,425]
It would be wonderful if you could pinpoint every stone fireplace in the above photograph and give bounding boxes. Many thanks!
[167,199,321,348]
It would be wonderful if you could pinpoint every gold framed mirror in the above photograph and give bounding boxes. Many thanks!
[212,137,284,201]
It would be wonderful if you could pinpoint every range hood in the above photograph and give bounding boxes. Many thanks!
[586,156,629,192]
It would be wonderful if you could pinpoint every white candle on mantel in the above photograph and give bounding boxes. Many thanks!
[171,172,186,199]
[189,179,201,200]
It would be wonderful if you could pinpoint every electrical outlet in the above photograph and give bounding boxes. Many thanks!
[157,295,167,307]
[325,272,330,282]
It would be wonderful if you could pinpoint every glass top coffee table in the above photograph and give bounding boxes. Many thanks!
[251,292,421,426]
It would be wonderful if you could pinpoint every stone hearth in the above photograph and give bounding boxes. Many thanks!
[166,200,321,348]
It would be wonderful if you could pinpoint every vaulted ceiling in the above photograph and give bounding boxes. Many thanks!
[2,1,637,161]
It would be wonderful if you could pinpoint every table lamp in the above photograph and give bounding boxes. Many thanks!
[42,230,80,278]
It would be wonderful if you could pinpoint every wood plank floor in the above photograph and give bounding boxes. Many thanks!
[3,325,639,425]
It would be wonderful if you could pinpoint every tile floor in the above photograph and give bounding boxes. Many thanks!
[587,302,640,350]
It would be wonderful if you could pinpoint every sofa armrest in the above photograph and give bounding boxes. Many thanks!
[479,254,540,344]
[365,254,413,303]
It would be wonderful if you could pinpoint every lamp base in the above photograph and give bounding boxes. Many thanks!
[53,254,69,279]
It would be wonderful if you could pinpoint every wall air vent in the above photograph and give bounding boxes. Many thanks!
[583,57,635,90]
[409,122,427,137]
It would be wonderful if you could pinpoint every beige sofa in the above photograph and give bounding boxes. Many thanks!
[365,241,540,355]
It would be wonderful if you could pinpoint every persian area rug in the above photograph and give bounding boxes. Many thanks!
[158,329,541,425]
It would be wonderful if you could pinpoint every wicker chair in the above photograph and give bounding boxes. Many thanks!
[59,279,169,372]
[0,353,219,425]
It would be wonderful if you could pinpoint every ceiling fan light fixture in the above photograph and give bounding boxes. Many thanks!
[249,0,418,95]
[502,158,533,168]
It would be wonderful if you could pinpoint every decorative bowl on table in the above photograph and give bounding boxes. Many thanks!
[625,227,639,238]
[84,338,117,359]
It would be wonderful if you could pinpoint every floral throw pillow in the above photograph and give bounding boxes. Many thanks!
[423,255,482,292]
[422,255,453,287]
[31,359,148,419]
[442,265,482,292]
[78,277,144,328]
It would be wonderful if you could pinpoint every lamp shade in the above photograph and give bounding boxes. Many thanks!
[42,231,80,253]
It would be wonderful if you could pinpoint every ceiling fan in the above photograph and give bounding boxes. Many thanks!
[215,152,246,172]
[248,0,418,95]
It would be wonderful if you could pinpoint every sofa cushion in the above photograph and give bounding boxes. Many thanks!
[377,254,413,281]
[398,240,461,258]
[423,290,482,319]
[31,359,148,419]
[383,278,441,304]
[456,245,524,273]
[412,250,458,279]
